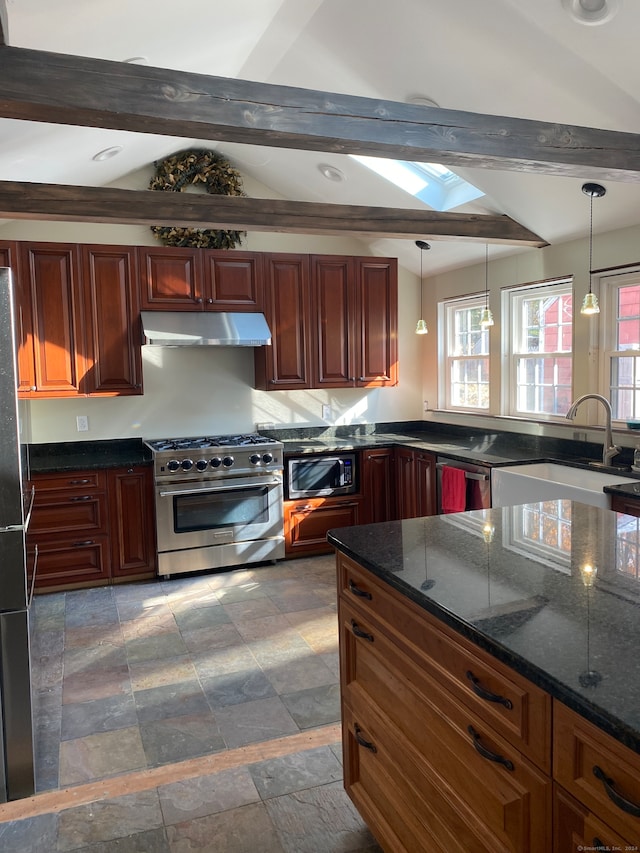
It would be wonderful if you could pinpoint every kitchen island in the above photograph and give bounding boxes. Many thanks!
[328,500,640,852]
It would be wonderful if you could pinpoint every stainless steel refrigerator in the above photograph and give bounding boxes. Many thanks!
[0,266,35,801]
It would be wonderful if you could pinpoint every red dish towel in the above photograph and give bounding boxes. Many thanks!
[441,466,467,514]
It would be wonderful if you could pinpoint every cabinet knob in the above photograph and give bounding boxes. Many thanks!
[31,386,37,392]
[196,297,203,303]
[127,468,134,474]
[207,298,213,304]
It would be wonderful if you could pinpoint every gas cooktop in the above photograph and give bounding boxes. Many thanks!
[145,433,278,452]
[144,433,283,480]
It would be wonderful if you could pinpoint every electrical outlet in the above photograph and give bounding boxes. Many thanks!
[322,404,331,420]
[423,400,429,412]
[76,415,89,432]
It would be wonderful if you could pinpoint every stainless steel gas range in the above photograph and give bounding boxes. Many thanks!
[144,434,285,578]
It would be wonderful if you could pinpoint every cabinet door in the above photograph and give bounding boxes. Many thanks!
[108,466,156,579]
[203,251,263,310]
[81,245,143,395]
[255,254,312,390]
[20,243,85,395]
[138,246,203,309]
[415,451,437,517]
[285,496,362,556]
[362,448,395,524]
[0,241,35,394]
[34,536,111,590]
[311,255,355,387]
[610,494,640,517]
[395,447,417,519]
[354,258,398,386]
[553,784,633,853]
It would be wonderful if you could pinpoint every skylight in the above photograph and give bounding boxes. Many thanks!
[350,155,484,212]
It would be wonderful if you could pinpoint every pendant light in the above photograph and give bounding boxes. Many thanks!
[479,244,494,328]
[415,239,430,335]
[580,182,606,315]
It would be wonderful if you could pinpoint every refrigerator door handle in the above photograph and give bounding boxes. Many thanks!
[27,544,38,609]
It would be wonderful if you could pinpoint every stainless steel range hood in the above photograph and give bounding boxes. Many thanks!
[141,311,272,347]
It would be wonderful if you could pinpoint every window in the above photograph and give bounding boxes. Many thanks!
[440,295,490,410]
[503,280,573,418]
[600,271,640,421]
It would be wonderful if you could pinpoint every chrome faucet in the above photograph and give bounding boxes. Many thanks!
[565,393,620,467]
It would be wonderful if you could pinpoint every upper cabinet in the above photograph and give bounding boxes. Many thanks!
[139,247,263,311]
[256,253,398,391]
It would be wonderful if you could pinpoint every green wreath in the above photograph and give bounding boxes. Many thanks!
[149,149,246,249]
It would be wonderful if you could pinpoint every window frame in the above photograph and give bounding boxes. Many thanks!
[438,293,490,412]
[599,268,640,424]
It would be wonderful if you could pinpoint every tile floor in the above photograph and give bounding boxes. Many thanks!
[0,554,383,852]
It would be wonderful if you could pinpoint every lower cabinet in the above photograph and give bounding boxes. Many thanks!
[284,496,363,557]
[30,466,156,591]
[361,448,395,524]
[394,447,437,520]
[610,494,640,517]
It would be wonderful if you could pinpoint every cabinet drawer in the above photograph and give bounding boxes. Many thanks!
[553,784,634,852]
[339,597,551,852]
[30,492,108,535]
[34,535,111,590]
[554,700,640,842]
[32,470,106,493]
[338,554,551,770]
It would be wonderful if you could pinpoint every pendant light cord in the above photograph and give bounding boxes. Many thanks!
[588,191,594,293]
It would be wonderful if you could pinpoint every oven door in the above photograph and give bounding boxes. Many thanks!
[155,474,284,554]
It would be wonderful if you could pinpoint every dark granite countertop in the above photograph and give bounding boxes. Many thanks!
[29,439,152,474]
[604,479,640,499]
[328,502,640,754]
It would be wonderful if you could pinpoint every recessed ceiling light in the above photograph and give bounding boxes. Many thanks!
[561,0,620,25]
[92,146,123,162]
[318,163,345,182]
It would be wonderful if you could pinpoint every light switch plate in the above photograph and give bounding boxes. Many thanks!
[76,415,89,432]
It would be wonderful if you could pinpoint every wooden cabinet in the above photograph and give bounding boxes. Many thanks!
[554,700,640,847]
[19,242,85,397]
[30,466,156,591]
[256,253,398,391]
[0,241,35,394]
[361,447,395,524]
[81,245,143,395]
[255,253,312,390]
[139,246,263,311]
[284,495,363,557]
[337,553,552,852]
[610,493,640,517]
[553,784,632,853]
[107,465,156,580]
[394,447,437,520]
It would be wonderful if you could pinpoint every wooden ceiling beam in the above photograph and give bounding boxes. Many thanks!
[0,181,548,245]
[0,45,639,182]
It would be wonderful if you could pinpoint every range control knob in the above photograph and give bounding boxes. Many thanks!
[210,457,222,468]
[262,452,274,464]
[222,456,234,468]
[195,459,209,472]
[249,453,262,465]
[167,459,181,472]
[181,459,194,471]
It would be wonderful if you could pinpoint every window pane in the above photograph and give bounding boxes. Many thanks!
[452,306,488,356]
[610,355,640,420]
[516,356,572,415]
[518,294,572,355]
[450,358,489,408]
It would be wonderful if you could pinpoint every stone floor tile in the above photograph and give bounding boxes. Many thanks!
[68,827,171,852]
[280,683,341,730]
[128,656,197,692]
[201,667,277,708]
[212,580,269,605]
[268,590,327,613]
[64,643,127,676]
[62,663,131,706]
[64,622,125,650]
[214,696,299,749]
[283,607,339,654]
[59,725,147,786]
[125,632,189,664]
[56,789,164,851]
[139,713,226,767]
[116,600,175,623]
[166,801,284,853]
[120,611,179,642]
[221,596,280,623]
[248,745,343,800]
[61,692,137,740]
[232,613,301,644]
[172,604,231,633]
[0,812,58,853]
[134,679,211,723]
[158,766,259,825]
[191,643,257,680]
[263,654,337,695]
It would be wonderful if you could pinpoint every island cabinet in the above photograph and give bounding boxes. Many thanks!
[394,447,437,519]
[138,247,263,311]
[29,466,155,591]
[610,493,640,518]
[337,552,552,853]
[255,253,398,390]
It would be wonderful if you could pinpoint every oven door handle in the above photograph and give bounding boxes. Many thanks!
[159,479,282,498]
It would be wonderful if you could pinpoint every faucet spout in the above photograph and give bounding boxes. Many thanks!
[565,393,620,466]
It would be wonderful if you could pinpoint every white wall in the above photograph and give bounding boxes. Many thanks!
[1,170,424,443]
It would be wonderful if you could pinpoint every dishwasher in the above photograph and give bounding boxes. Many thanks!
[435,456,491,513]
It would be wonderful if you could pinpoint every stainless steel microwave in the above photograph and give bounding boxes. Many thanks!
[286,454,357,499]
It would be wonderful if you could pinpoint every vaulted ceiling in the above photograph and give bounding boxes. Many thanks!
[1,0,639,276]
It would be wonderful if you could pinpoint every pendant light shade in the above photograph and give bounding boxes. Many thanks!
[415,239,430,335]
[580,182,605,316]
[480,244,494,328]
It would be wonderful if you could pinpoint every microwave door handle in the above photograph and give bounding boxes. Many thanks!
[338,459,345,485]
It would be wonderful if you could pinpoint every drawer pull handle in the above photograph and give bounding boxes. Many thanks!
[593,765,640,817]
[466,671,513,710]
[467,726,514,771]
[73,540,95,547]
[354,724,377,753]
[69,495,92,502]
[68,479,91,485]
[348,579,372,600]
[350,620,374,643]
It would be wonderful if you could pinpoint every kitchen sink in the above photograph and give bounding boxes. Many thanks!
[491,462,634,509]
